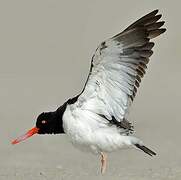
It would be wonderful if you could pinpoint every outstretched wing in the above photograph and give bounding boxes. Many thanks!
[77,10,166,129]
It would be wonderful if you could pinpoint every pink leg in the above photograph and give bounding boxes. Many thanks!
[100,152,107,174]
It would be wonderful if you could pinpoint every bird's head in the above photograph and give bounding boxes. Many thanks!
[11,111,64,145]
[36,112,64,134]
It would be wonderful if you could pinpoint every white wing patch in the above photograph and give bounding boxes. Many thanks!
[80,40,132,121]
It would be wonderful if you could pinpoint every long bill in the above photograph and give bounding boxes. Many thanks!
[11,127,39,145]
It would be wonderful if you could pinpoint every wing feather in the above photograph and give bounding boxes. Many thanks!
[77,10,166,130]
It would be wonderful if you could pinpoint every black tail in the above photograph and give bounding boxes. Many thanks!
[135,144,156,156]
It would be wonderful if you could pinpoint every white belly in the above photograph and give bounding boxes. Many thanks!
[62,104,135,154]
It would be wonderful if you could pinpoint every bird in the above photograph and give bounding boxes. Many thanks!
[12,9,166,174]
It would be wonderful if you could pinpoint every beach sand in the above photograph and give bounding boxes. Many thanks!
[0,0,181,179]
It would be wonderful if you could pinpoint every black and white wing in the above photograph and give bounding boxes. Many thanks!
[77,10,166,130]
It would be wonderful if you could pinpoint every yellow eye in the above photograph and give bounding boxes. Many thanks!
[42,120,47,124]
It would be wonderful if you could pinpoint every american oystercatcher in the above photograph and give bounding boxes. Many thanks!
[12,10,166,174]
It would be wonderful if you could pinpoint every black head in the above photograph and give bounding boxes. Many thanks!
[12,101,67,144]
[36,112,64,134]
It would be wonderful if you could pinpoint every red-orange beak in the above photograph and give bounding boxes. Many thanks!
[11,127,39,145]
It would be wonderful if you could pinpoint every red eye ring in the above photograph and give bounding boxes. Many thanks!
[42,120,47,124]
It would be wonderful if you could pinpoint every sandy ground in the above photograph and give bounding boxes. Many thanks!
[1,0,181,179]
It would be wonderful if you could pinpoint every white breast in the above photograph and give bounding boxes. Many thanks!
[62,104,136,154]
[62,104,98,153]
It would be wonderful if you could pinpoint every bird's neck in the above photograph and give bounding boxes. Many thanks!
[53,103,67,134]
[53,95,80,134]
